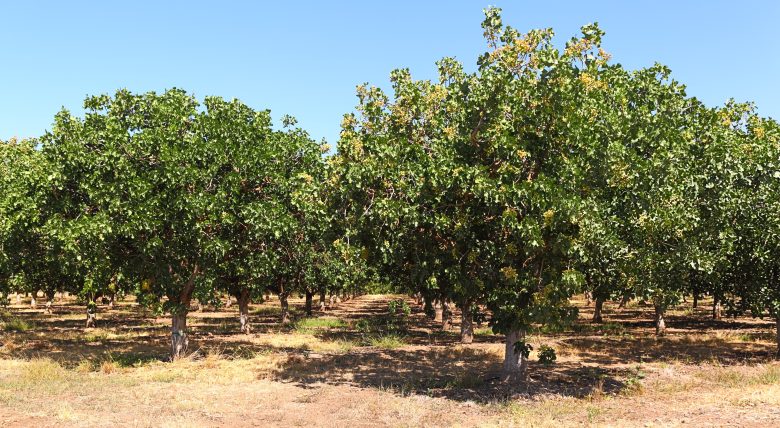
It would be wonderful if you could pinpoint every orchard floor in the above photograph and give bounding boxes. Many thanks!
[1,294,779,427]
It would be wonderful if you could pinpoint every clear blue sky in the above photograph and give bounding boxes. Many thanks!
[1,1,778,145]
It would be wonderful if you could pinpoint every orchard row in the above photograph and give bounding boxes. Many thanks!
[1,8,779,378]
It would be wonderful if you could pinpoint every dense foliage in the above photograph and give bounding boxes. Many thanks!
[1,8,779,373]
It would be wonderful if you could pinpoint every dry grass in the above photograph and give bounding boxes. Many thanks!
[0,294,779,426]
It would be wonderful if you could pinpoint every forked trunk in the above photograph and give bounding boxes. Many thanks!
[502,329,528,381]
[592,297,604,323]
[171,312,188,359]
[654,304,666,336]
[238,289,251,334]
[460,300,474,344]
[305,291,313,316]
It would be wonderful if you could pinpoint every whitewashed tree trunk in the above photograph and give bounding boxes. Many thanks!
[319,289,326,311]
[238,289,251,334]
[170,265,199,360]
[654,304,666,336]
[441,300,452,330]
[45,290,55,314]
[171,312,188,359]
[434,301,443,323]
[279,292,291,325]
[502,329,528,381]
[86,302,97,328]
[713,297,722,320]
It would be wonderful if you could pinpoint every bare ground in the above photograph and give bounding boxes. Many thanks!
[0,293,778,427]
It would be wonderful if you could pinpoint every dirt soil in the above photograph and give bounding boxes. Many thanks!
[0,293,779,427]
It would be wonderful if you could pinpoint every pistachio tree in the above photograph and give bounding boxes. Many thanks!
[336,8,628,378]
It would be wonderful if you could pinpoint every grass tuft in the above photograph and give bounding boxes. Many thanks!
[366,333,406,349]
[2,316,34,332]
[295,317,347,333]
[21,358,68,382]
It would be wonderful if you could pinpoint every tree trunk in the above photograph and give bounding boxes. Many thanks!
[434,301,443,323]
[170,265,199,360]
[30,295,36,309]
[502,329,528,381]
[592,296,604,323]
[15,293,21,305]
[585,291,593,306]
[654,304,666,336]
[692,293,698,309]
[305,291,313,316]
[45,290,55,314]
[319,289,326,311]
[107,293,115,310]
[618,294,630,309]
[85,302,97,328]
[712,295,722,320]
[775,315,780,359]
[279,293,291,325]
[460,300,474,344]
[238,288,251,334]
[423,297,434,319]
[171,312,188,359]
[442,300,452,330]
[225,294,233,308]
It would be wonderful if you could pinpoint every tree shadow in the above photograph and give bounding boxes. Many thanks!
[269,346,627,402]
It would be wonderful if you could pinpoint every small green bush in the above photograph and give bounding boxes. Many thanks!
[388,299,411,317]
[537,345,557,365]
[2,317,33,332]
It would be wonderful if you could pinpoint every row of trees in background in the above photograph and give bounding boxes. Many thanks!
[1,8,779,377]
